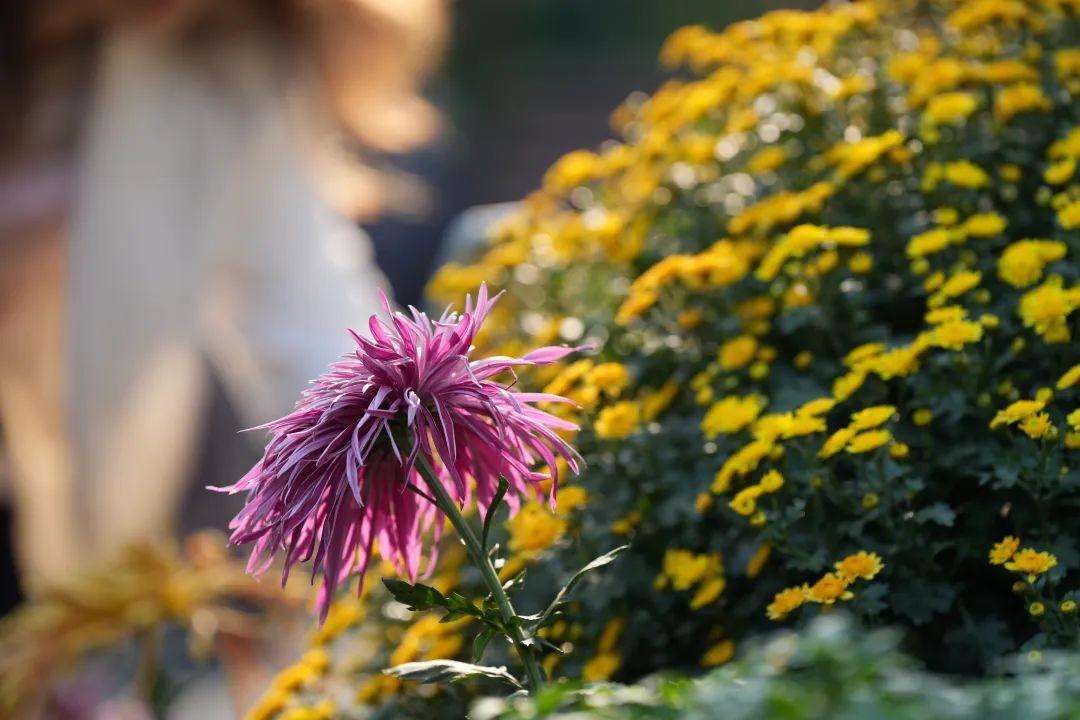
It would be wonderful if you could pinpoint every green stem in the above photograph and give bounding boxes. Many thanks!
[414,454,544,693]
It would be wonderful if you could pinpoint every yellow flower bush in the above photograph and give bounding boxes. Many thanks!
[428,0,1080,686]
[265,1,1080,715]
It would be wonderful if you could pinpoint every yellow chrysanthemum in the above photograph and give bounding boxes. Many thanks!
[798,397,836,417]
[506,502,567,555]
[942,160,990,188]
[931,320,984,350]
[835,551,884,582]
[820,427,857,459]
[1019,412,1054,440]
[1057,364,1080,391]
[766,585,808,620]
[585,362,631,398]
[758,469,784,493]
[990,399,1046,429]
[806,573,854,605]
[701,394,765,438]
[832,372,867,401]
[994,82,1052,123]
[582,652,621,681]
[1018,277,1078,342]
[962,212,1006,237]
[719,335,759,370]
[556,486,589,514]
[729,485,764,517]
[924,91,978,124]
[595,401,641,439]
[998,240,1067,289]
[746,544,771,579]
[1004,548,1058,582]
[849,405,896,431]
[989,536,1020,565]
[661,550,720,591]
[690,577,727,609]
[701,639,735,667]
[846,429,893,454]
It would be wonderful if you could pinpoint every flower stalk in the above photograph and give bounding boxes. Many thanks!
[415,454,544,693]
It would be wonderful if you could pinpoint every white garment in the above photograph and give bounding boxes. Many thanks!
[59,29,389,573]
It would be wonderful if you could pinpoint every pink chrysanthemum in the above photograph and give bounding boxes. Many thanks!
[216,284,584,621]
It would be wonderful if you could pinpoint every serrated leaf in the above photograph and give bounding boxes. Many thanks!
[384,660,523,689]
[473,627,495,662]
[384,579,484,622]
[446,591,476,613]
[532,545,629,630]
[482,477,510,552]
[383,578,447,612]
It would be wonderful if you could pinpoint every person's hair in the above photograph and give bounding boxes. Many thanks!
[0,0,447,217]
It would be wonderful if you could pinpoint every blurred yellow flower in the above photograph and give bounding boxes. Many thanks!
[506,503,567,555]
[701,394,765,437]
[835,551,884,582]
[701,639,735,666]
[849,405,896,431]
[846,429,893,454]
[595,401,641,439]
[767,585,808,620]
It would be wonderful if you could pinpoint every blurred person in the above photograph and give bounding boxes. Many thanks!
[0,0,446,593]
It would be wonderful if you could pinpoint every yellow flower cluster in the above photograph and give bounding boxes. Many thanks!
[245,649,333,720]
[654,549,726,610]
[757,224,870,281]
[616,240,754,325]
[819,405,898,459]
[990,536,1058,583]
[998,240,1068,288]
[498,486,590,582]
[701,394,765,438]
[506,502,568,556]
[544,359,682,440]
[767,552,884,621]
[0,535,299,719]
[990,396,1062,440]
[412,0,1080,693]
[1018,277,1080,343]
[728,470,785,522]
[582,618,624,681]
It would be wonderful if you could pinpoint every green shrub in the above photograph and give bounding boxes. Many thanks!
[475,614,1080,719]
[426,0,1080,680]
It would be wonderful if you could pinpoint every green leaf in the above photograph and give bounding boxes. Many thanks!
[533,636,565,654]
[473,627,495,662]
[482,476,511,552]
[915,503,956,527]
[531,545,629,631]
[383,659,523,689]
[383,579,484,622]
[382,578,447,612]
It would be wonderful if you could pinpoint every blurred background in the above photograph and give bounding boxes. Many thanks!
[0,0,800,716]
